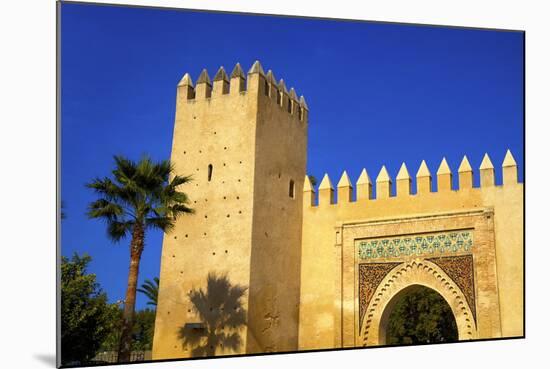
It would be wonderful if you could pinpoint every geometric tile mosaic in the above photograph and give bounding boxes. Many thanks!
[358,230,473,260]
[427,254,477,322]
[358,262,402,331]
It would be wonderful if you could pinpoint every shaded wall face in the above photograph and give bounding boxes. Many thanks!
[153,79,259,360]
[246,80,308,353]
[299,173,523,350]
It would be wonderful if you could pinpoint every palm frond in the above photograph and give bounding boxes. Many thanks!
[145,216,175,232]
[153,159,172,182]
[106,220,134,242]
[167,191,190,204]
[86,177,121,199]
[113,156,137,182]
[87,198,124,220]
[159,176,192,203]
[136,283,155,297]
[167,204,194,219]
[137,277,159,306]
[169,174,193,188]
[133,156,165,193]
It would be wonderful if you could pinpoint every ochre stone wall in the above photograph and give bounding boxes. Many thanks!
[298,160,523,350]
[153,61,523,359]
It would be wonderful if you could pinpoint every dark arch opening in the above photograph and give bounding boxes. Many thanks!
[207,164,213,182]
[385,285,458,345]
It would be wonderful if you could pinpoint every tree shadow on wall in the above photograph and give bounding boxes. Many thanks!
[178,272,247,357]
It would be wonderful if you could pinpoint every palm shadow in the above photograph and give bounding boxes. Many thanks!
[178,272,247,357]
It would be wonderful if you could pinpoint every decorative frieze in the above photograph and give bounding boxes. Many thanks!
[358,230,473,260]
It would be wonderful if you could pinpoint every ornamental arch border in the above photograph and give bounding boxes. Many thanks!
[360,258,477,346]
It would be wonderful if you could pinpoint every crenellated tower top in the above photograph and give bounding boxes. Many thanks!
[175,60,309,123]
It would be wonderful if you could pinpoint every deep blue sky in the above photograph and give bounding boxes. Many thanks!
[60,3,524,309]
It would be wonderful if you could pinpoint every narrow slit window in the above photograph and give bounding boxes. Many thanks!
[277,91,282,106]
[299,107,303,121]
[289,179,295,198]
[208,164,213,182]
[264,80,269,96]
[288,101,292,113]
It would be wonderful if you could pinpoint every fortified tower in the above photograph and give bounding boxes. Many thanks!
[153,61,309,358]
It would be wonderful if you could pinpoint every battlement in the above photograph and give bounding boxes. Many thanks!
[176,60,309,122]
[305,150,521,207]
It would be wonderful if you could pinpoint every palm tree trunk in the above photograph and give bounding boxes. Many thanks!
[117,223,144,363]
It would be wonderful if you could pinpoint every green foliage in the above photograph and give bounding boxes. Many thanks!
[137,277,159,307]
[86,155,194,243]
[98,308,123,353]
[387,287,458,345]
[61,253,120,365]
[100,308,157,352]
[132,309,157,350]
[178,273,247,357]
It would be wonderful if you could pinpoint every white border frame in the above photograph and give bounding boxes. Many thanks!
[2,1,548,368]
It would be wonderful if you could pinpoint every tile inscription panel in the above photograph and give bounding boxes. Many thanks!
[357,230,473,260]
[356,230,477,331]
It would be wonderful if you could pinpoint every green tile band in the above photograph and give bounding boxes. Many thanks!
[358,230,473,259]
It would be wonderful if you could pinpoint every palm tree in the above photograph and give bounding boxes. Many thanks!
[178,273,247,357]
[137,277,159,307]
[87,155,194,362]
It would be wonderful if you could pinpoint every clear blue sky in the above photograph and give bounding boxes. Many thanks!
[60,3,524,309]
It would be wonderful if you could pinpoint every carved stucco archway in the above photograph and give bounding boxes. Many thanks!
[360,259,477,346]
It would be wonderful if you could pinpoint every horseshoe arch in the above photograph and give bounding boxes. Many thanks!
[360,259,477,346]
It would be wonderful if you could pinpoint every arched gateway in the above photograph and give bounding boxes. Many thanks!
[336,214,503,348]
[360,259,476,346]
[381,285,459,345]
[295,147,522,351]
